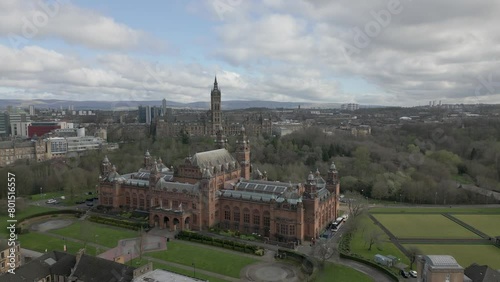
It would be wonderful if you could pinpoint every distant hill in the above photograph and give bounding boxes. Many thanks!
[0,99,381,110]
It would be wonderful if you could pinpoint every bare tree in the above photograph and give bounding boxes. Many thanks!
[407,246,421,269]
[345,191,368,217]
[364,230,383,251]
[312,239,335,266]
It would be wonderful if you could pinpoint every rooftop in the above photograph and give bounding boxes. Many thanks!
[190,149,237,169]
[425,255,463,269]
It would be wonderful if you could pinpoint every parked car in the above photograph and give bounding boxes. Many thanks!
[409,270,417,278]
[400,270,410,278]
[46,199,57,204]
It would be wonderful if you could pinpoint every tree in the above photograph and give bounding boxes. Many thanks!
[345,191,368,217]
[371,177,389,200]
[314,239,335,266]
[365,230,383,251]
[407,246,421,269]
[353,146,371,179]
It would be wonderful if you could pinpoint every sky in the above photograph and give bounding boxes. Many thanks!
[0,0,499,106]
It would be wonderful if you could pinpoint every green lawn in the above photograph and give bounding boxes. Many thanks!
[453,215,500,238]
[373,214,480,239]
[403,244,500,269]
[19,232,96,255]
[370,207,500,214]
[350,215,410,265]
[50,221,139,248]
[316,262,373,282]
[0,205,57,238]
[130,258,230,282]
[147,241,259,278]
[30,192,65,201]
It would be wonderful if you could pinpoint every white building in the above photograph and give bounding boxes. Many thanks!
[66,136,104,152]
[10,121,31,137]
[46,137,68,158]
[341,103,359,111]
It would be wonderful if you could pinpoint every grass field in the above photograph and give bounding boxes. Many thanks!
[19,232,96,255]
[350,215,410,265]
[403,244,500,269]
[316,262,374,282]
[0,205,56,238]
[50,221,139,248]
[147,241,259,278]
[452,214,500,237]
[29,192,66,201]
[130,258,230,282]
[370,207,500,214]
[373,214,480,239]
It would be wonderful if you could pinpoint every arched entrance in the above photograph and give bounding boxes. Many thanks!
[173,218,180,231]
[163,216,170,230]
[153,215,159,227]
[184,217,190,230]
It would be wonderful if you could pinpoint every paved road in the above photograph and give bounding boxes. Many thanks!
[297,227,396,282]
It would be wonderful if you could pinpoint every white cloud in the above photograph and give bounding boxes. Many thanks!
[2,1,500,106]
[210,0,500,105]
[0,44,342,104]
[0,0,165,52]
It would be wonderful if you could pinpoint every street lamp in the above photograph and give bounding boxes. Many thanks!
[95,235,99,256]
[435,192,437,205]
[399,194,402,204]
[40,187,43,199]
[192,262,196,278]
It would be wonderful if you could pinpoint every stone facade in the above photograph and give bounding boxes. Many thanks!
[98,128,340,242]
[0,140,45,167]
[0,240,21,274]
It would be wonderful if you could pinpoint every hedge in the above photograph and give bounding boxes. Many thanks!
[88,215,148,231]
[339,252,399,281]
[20,210,82,222]
[275,248,319,281]
[176,231,264,256]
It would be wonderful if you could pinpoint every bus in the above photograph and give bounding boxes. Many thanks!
[332,217,345,231]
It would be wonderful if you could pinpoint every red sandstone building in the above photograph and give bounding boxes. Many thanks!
[98,130,340,242]
[98,82,340,243]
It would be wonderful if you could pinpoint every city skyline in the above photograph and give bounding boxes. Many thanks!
[0,1,499,106]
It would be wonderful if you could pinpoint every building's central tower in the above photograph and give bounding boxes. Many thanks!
[211,76,222,135]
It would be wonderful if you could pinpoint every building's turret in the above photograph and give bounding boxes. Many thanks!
[100,155,112,178]
[215,125,226,149]
[144,150,152,169]
[304,171,317,197]
[326,161,339,192]
[211,76,222,135]
[149,160,161,187]
[236,125,251,179]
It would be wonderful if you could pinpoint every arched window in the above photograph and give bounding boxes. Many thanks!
[132,193,138,207]
[263,211,270,228]
[233,206,240,222]
[243,208,250,223]
[224,205,231,221]
[125,192,130,206]
[252,209,260,225]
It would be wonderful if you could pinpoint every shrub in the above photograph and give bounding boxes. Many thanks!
[176,231,264,256]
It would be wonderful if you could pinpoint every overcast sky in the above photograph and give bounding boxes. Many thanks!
[0,0,499,106]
